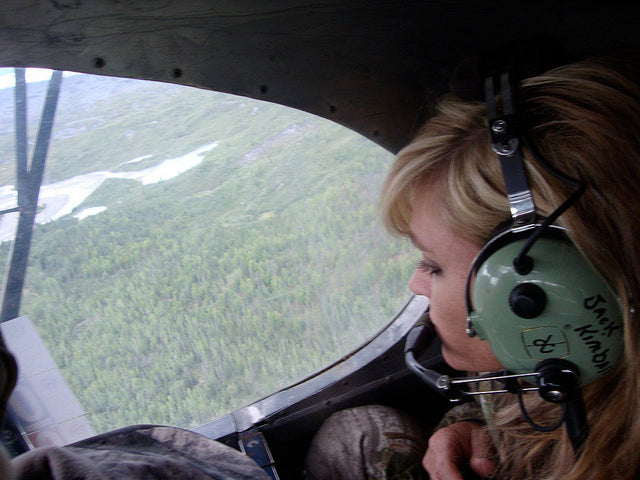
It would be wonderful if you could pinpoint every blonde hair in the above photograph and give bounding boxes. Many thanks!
[382,58,640,479]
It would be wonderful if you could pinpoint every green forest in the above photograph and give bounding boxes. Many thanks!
[0,73,417,433]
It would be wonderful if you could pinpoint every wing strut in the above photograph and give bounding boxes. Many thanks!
[0,69,63,323]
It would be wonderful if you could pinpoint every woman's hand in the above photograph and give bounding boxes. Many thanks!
[422,421,497,479]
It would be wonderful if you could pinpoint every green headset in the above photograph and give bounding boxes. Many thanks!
[466,226,624,385]
[464,69,625,387]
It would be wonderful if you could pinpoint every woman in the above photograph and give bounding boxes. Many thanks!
[380,57,640,478]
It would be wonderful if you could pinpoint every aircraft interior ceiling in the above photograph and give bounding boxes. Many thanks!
[1,1,639,153]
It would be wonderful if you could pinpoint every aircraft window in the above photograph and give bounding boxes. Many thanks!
[0,69,415,439]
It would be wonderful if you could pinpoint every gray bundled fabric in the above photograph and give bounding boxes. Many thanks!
[9,424,271,480]
[304,405,430,480]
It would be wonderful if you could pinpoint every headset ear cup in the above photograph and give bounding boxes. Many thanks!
[465,221,514,339]
[466,225,624,385]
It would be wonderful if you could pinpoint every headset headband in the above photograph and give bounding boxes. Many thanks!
[485,69,536,228]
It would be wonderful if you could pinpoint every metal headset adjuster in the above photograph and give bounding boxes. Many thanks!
[485,70,536,228]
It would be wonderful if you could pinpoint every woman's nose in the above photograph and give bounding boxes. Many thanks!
[409,269,431,298]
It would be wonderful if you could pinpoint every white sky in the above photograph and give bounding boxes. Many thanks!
[0,68,78,90]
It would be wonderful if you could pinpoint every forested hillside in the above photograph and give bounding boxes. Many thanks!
[0,73,416,433]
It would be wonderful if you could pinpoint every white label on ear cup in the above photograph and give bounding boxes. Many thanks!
[521,327,569,359]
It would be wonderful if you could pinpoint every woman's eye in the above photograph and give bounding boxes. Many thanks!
[417,260,441,277]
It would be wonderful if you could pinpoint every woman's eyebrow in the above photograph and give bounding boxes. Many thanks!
[408,233,433,254]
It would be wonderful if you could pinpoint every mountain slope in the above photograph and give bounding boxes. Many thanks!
[1,72,416,432]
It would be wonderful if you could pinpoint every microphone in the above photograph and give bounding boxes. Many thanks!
[403,309,465,402]
[404,309,588,454]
